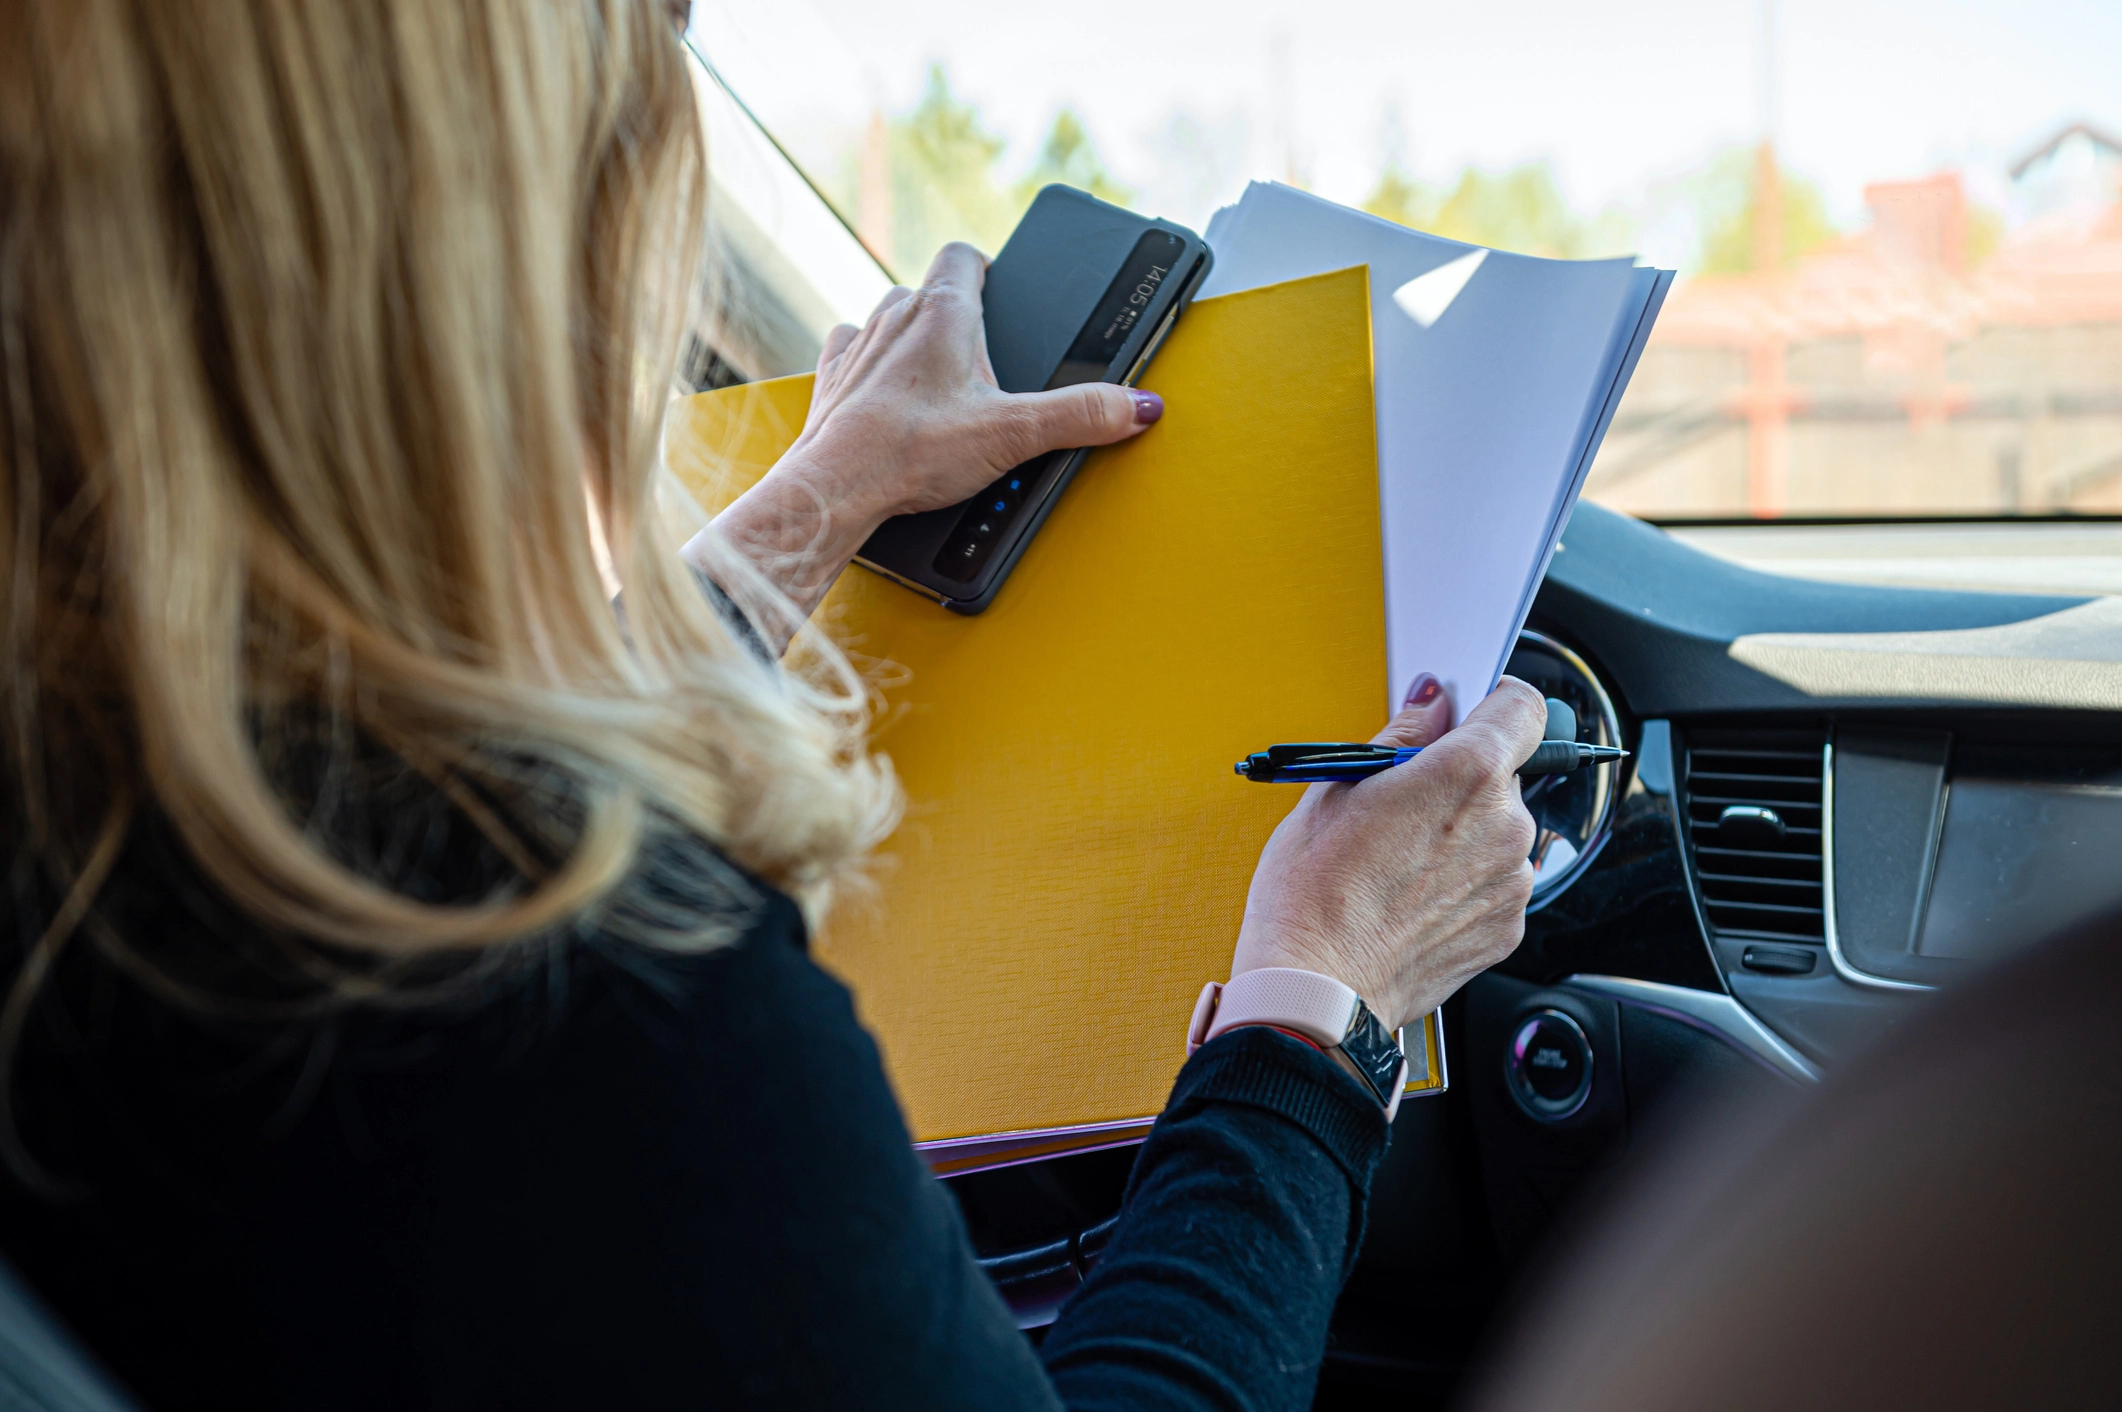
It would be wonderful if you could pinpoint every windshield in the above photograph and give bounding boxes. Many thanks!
[686,0,2122,525]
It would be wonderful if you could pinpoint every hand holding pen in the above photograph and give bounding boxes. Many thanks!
[1234,689,1625,784]
[1228,674,1549,1027]
[1236,737,1625,783]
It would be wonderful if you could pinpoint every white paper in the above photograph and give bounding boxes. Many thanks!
[1198,183,1650,720]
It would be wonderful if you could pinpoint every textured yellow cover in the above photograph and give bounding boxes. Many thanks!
[667,266,1397,1143]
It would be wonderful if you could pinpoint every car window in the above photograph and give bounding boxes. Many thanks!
[684,0,2122,532]
[680,45,890,384]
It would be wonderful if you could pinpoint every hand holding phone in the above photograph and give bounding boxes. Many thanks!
[854,185,1213,614]
[698,236,1166,624]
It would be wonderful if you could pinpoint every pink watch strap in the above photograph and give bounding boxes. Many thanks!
[1187,968,1409,1121]
[1187,967,1361,1054]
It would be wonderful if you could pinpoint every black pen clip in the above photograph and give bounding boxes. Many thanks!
[1235,742,1399,782]
[1261,742,1395,765]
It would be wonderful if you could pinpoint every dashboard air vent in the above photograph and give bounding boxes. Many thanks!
[1681,728,1828,944]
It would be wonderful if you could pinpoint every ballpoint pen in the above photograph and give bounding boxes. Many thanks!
[1233,739,1628,784]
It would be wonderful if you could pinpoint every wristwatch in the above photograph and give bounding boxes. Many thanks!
[1187,967,1409,1120]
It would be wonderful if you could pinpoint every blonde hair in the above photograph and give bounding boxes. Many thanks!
[0,0,897,1021]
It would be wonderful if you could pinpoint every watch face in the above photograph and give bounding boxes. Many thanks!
[1339,1004,1406,1106]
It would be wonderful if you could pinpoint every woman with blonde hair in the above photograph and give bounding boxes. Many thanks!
[0,1,1543,1406]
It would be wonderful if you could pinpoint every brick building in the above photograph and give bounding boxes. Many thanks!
[1589,126,2122,517]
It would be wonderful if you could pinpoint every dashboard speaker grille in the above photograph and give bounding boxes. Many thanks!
[1681,728,1828,944]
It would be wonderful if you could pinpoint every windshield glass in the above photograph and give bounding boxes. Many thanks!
[686,0,2122,524]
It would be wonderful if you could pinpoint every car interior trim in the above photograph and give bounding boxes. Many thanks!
[1646,718,1731,990]
[1725,596,2122,712]
[1819,743,1937,994]
[916,1117,1157,1178]
[1537,504,2089,719]
[1563,973,1821,1083]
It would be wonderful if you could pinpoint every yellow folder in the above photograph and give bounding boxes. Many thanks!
[668,266,1441,1169]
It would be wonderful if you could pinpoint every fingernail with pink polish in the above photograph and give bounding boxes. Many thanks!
[1130,390,1164,425]
[1405,673,1441,708]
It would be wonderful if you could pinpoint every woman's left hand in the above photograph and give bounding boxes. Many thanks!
[692,241,1163,618]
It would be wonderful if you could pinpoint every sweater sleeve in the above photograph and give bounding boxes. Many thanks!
[1040,1028,1391,1411]
[400,900,1386,1412]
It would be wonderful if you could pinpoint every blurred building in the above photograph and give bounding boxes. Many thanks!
[1589,124,2122,518]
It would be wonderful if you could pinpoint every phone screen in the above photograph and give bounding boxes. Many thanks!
[1043,229,1188,389]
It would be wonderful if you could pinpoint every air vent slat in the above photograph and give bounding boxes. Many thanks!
[1686,784,1821,796]
[1697,873,1821,892]
[1706,898,1822,916]
[1682,728,1828,947]
[1687,752,1819,762]
[1714,926,1829,945]
[1688,822,1821,839]
[1694,847,1822,880]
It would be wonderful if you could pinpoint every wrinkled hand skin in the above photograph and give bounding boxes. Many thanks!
[789,242,1147,523]
[1230,677,1547,1031]
[694,242,1151,619]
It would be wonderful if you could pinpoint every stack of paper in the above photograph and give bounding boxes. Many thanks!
[1202,183,1672,719]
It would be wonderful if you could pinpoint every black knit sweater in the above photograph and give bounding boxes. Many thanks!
[0,803,1388,1410]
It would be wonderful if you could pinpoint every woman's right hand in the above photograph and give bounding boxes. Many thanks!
[1229,675,1548,1031]
[694,243,1157,621]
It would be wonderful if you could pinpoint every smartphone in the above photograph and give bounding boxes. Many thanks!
[853,185,1214,614]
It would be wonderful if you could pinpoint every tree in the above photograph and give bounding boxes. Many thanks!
[1427,163,1583,258]
[833,71,1145,282]
[1363,161,1632,260]
[1362,165,1432,229]
[1967,201,2006,267]
[1694,148,1839,273]
[886,65,1020,278]
[1015,108,1132,210]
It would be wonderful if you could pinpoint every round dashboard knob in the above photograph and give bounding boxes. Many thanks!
[1505,1009,1594,1120]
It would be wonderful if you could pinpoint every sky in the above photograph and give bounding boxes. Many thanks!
[690,0,2122,267]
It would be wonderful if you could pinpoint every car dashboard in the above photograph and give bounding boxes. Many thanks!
[948,503,2122,1398]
